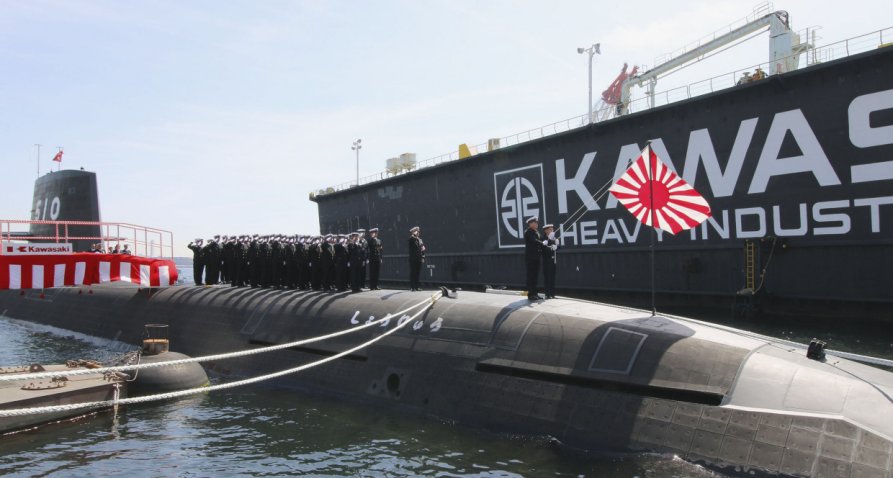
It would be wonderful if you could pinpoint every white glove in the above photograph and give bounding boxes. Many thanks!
[548,232,556,240]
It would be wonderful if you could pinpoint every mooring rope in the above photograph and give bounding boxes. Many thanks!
[0,292,441,417]
[0,294,437,383]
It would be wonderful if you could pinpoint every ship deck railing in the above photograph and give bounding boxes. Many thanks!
[314,25,892,197]
[0,219,174,259]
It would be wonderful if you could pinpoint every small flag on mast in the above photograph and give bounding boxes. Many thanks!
[608,145,711,234]
[52,150,64,163]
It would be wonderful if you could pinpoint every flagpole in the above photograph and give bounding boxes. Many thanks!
[35,144,41,178]
[608,142,712,319]
[648,143,656,317]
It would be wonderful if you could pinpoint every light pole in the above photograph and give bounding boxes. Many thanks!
[577,43,601,123]
[351,139,362,187]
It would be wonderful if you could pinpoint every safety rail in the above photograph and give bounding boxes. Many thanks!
[0,219,174,259]
[651,2,774,68]
[314,26,892,197]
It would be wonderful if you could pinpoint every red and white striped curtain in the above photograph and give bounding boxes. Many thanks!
[0,254,178,289]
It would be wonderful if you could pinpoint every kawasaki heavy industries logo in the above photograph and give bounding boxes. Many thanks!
[493,164,547,248]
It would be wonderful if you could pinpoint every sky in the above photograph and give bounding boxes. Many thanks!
[1,0,887,256]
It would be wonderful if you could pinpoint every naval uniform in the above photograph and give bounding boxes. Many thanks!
[408,235,425,291]
[308,242,321,290]
[203,241,221,285]
[270,240,283,288]
[296,242,309,289]
[247,240,259,288]
[541,234,559,299]
[187,242,204,286]
[334,241,349,291]
[348,240,363,292]
[367,236,383,290]
[524,227,542,299]
[320,241,335,291]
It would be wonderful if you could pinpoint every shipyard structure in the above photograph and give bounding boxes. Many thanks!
[313,36,893,318]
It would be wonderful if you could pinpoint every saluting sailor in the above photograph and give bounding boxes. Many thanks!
[408,226,425,291]
[523,217,542,300]
[187,238,204,285]
[541,224,560,299]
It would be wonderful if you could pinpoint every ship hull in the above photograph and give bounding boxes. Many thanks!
[0,285,891,477]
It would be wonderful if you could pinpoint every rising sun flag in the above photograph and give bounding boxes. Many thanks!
[608,145,711,234]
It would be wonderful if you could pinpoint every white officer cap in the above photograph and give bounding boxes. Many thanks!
[369,228,379,232]
[543,224,554,229]
[526,217,538,224]
[410,226,419,233]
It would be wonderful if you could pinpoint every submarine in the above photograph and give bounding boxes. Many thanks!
[0,284,890,477]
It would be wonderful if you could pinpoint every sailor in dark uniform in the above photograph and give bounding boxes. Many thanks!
[284,237,298,289]
[357,229,367,289]
[334,235,349,291]
[204,238,221,285]
[309,236,322,290]
[270,235,283,288]
[541,224,560,299]
[233,236,247,287]
[219,236,230,284]
[348,232,364,292]
[222,236,234,285]
[258,237,271,288]
[408,226,425,291]
[321,234,335,291]
[247,235,260,288]
[367,227,383,290]
[187,239,204,286]
[524,217,542,300]
[297,236,310,290]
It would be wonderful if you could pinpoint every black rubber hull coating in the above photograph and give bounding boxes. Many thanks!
[127,351,209,397]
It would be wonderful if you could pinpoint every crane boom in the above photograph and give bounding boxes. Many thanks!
[619,10,804,115]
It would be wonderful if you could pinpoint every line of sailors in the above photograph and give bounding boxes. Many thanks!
[187,228,383,292]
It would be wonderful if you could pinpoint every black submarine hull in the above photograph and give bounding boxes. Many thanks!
[312,45,893,319]
[1,285,891,477]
